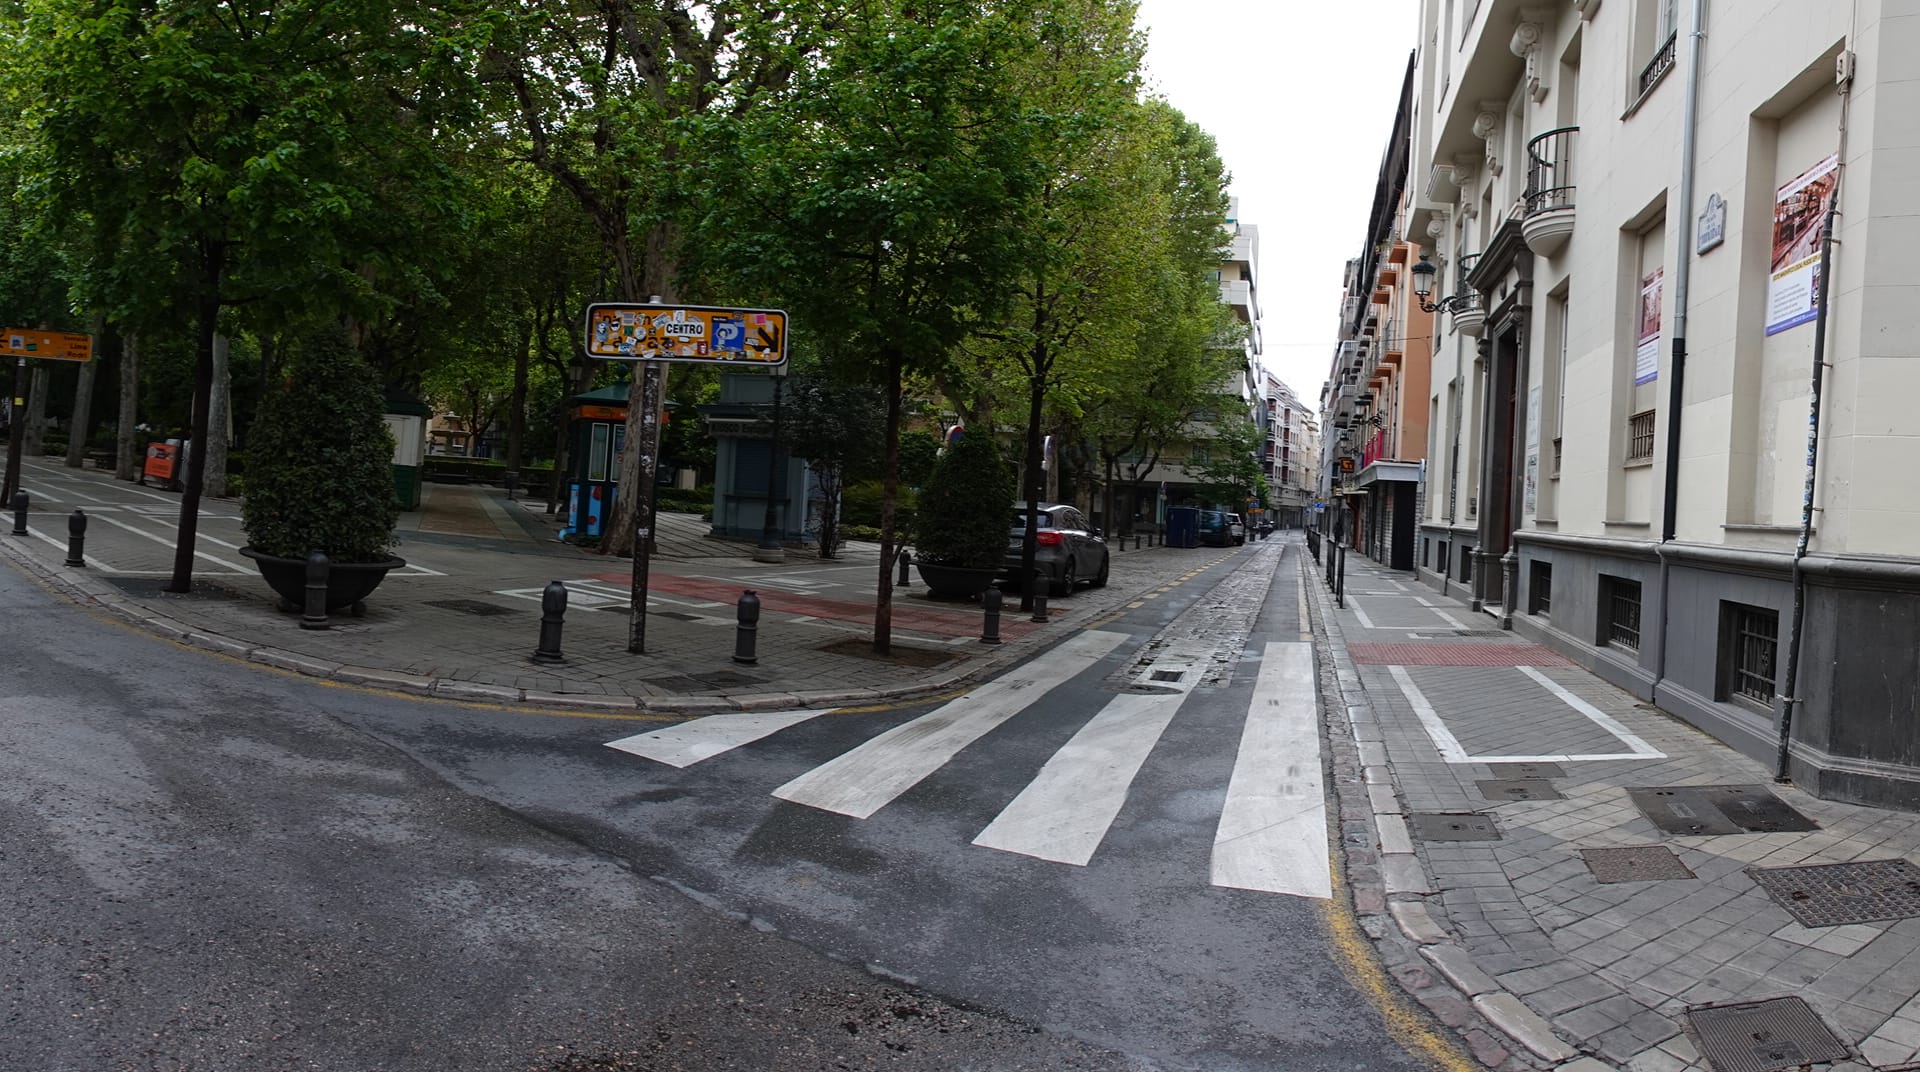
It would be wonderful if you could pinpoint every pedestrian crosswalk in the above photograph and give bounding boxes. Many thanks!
[604,632,1332,900]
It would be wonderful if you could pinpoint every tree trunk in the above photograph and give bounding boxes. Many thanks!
[22,364,49,457]
[65,349,98,468]
[816,466,841,559]
[873,349,902,655]
[168,246,224,595]
[116,332,140,480]
[507,318,531,471]
[1,355,25,503]
[205,333,230,497]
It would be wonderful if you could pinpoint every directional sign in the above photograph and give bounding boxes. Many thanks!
[3,328,92,363]
[584,303,787,367]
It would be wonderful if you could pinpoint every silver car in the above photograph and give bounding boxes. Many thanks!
[1003,502,1111,596]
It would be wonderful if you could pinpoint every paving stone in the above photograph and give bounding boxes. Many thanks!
[1473,992,1578,1062]
[1421,944,1499,995]
[1391,899,1449,943]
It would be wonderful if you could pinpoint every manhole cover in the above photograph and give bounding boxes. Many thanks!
[1629,785,1817,836]
[424,599,518,617]
[1582,846,1696,883]
[1151,670,1185,682]
[1409,813,1500,842]
[1684,996,1848,1071]
[1747,858,1920,927]
[1487,761,1565,780]
[1478,778,1564,802]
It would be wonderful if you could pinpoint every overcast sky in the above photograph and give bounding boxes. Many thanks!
[1134,0,1417,405]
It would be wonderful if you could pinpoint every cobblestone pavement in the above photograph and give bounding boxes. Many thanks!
[1310,545,1920,1071]
[0,457,1255,714]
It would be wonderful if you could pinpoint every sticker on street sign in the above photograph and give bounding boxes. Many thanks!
[3,328,92,363]
[584,303,786,367]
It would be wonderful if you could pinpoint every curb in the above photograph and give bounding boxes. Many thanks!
[0,527,1111,718]
[1302,548,1599,1070]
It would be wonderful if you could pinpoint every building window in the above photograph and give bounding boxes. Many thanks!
[1601,575,1642,651]
[1422,538,1431,568]
[1722,603,1780,708]
[1438,542,1450,576]
[1529,561,1552,617]
[1189,445,1212,465]
[1461,550,1473,583]
[1633,0,1679,101]
[1626,410,1656,463]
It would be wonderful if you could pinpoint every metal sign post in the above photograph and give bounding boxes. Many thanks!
[1,330,93,503]
[581,303,788,654]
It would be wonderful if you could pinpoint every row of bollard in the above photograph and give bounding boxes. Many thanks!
[10,493,91,569]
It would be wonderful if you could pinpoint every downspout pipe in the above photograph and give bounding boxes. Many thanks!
[1653,0,1708,685]
[1773,217,1842,781]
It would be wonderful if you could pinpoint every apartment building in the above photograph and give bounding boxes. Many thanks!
[1405,0,1920,807]
[1260,372,1318,528]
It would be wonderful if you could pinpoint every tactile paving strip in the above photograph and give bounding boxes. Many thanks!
[1683,996,1848,1072]
[1747,858,1920,928]
[1581,846,1696,883]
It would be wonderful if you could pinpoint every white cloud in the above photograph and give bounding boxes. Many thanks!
[1136,0,1416,404]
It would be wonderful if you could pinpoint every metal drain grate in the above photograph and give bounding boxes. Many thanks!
[1683,996,1848,1072]
[1747,858,1920,928]
[424,599,519,617]
[1150,670,1185,682]
[1581,846,1696,883]
[1478,778,1564,802]
[1410,813,1500,842]
[1629,785,1818,836]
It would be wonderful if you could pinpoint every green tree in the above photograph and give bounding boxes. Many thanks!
[1191,413,1267,513]
[776,373,884,559]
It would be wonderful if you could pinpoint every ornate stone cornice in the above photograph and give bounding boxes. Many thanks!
[1509,10,1551,103]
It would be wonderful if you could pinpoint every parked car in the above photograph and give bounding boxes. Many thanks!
[1003,502,1110,595]
[1198,509,1239,547]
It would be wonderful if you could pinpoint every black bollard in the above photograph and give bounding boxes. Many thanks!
[981,586,1003,645]
[300,551,331,630]
[1030,575,1049,623]
[1337,545,1347,609]
[1133,534,1141,551]
[65,509,87,567]
[10,490,26,536]
[896,548,911,588]
[532,581,568,663]
[503,469,520,502]
[733,589,761,665]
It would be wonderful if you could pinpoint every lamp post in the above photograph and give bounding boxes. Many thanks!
[1410,252,1475,315]
[754,364,788,563]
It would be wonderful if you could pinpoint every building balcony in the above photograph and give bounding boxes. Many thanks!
[1522,127,1577,257]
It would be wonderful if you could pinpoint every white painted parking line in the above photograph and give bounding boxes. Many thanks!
[22,525,112,570]
[17,483,65,503]
[1388,664,1666,763]
[606,710,832,768]
[1344,596,1376,629]
[973,639,1210,866]
[1413,598,1472,630]
[87,511,249,573]
[1211,642,1331,899]
[773,630,1129,819]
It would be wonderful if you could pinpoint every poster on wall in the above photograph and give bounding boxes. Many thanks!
[1524,384,1541,515]
[1766,153,1839,336]
[1635,268,1663,385]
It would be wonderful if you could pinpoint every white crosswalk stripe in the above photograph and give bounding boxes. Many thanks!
[603,632,1333,899]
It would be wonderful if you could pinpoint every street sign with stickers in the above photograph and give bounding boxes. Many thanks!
[583,303,786,367]
[3,328,92,362]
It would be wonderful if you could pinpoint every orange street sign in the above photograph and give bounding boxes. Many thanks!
[3,328,93,363]
[584,303,787,367]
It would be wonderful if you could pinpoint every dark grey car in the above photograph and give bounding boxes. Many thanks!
[1002,502,1110,596]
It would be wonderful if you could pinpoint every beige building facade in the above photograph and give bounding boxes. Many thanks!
[1406,0,1920,806]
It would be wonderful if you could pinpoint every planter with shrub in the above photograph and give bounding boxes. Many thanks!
[240,327,405,614]
[911,429,1015,599]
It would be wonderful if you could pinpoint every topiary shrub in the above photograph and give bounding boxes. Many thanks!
[911,429,1015,570]
[242,326,399,563]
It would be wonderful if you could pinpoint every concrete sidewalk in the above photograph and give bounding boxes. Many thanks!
[1311,546,1920,1071]
[0,460,1256,715]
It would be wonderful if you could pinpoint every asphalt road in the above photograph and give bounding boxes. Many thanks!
[0,539,1441,1071]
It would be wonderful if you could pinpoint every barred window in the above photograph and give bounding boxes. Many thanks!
[1602,575,1642,651]
[1626,411,1656,463]
[1723,603,1779,707]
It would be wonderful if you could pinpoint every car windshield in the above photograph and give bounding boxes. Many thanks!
[1011,512,1054,529]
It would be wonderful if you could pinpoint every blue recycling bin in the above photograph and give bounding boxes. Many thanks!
[1164,506,1200,549]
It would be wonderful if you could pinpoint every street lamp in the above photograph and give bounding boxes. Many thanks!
[1410,252,1476,315]
[755,364,788,561]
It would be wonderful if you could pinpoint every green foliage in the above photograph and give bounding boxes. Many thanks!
[912,431,1016,570]
[897,429,942,488]
[242,327,399,562]
[654,485,714,514]
[842,480,916,533]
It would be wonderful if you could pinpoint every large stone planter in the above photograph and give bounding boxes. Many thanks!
[914,562,1000,600]
[240,547,406,615]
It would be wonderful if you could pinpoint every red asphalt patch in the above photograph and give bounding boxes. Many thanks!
[590,571,1048,640]
[1347,642,1571,667]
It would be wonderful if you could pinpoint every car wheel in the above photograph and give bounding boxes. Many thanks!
[1091,553,1109,588]
[1051,558,1076,597]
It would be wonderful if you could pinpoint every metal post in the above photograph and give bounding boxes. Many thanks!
[896,548,911,588]
[981,586,1003,645]
[65,509,86,566]
[733,589,761,664]
[1133,534,1140,550]
[1337,545,1347,610]
[10,490,26,536]
[300,551,330,630]
[1030,573,1049,623]
[503,469,519,502]
[532,580,568,663]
